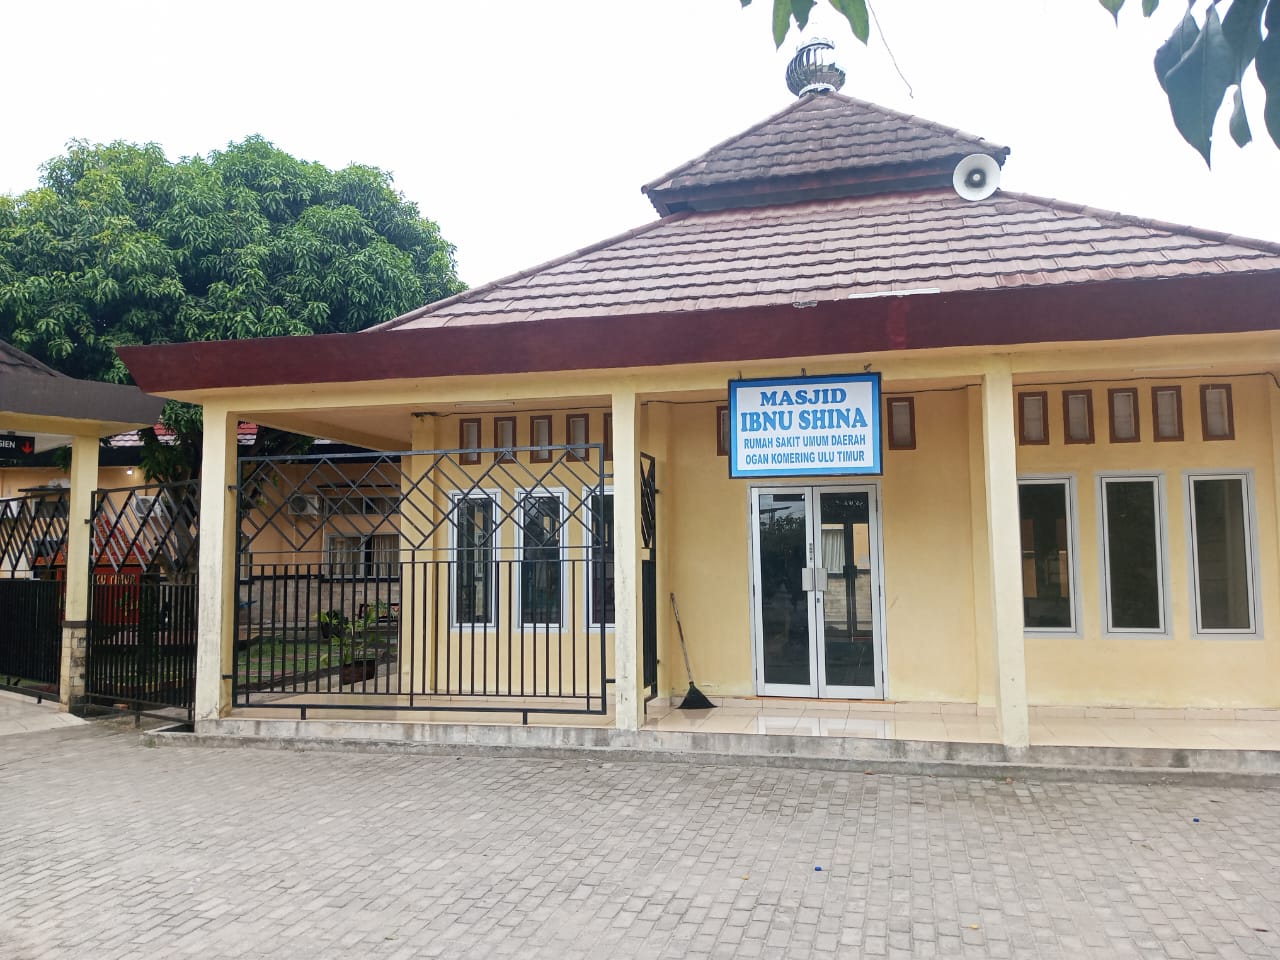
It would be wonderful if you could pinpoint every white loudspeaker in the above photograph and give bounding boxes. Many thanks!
[952,153,1000,201]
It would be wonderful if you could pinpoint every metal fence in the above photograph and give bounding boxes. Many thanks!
[0,489,68,697]
[233,444,616,721]
[84,482,199,722]
[0,578,63,697]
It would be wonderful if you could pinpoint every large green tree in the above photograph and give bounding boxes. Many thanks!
[746,0,1280,164]
[0,136,464,478]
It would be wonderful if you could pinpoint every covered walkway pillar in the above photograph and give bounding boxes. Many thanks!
[980,361,1030,751]
[194,403,238,727]
[611,387,645,732]
[58,434,99,711]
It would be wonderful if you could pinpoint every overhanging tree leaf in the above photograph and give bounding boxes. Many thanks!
[1159,5,1235,163]
[829,0,870,43]
[1221,0,1266,80]
[773,0,793,47]
[745,0,1280,157]
[1154,11,1201,91]
[1260,0,1280,144]
[792,0,816,31]
[1229,85,1254,144]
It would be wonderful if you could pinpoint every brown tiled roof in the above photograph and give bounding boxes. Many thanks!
[374,189,1280,332]
[0,340,63,379]
[642,91,1008,214]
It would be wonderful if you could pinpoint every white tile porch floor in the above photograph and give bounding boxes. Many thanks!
[235,694,1280,751]
[642,699,1280,750]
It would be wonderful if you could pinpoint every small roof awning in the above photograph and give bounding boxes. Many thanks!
[1,340,165,453]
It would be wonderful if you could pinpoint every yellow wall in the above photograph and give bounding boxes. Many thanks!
[655,391,981,702]
[1016,376,1280,708]
[0,465,138,498]
[171,331,1280,711]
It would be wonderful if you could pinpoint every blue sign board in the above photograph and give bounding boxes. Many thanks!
[729,373,882,478]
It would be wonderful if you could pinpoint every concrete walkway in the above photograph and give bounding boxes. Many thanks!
[0,689,84,737]
[3,722,1280,959]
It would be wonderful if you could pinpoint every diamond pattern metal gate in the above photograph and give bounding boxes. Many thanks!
[84,482,199,721]
[233,442,615,721]
[0,489,69,697]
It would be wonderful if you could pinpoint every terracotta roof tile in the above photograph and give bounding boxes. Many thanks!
[641,91,1008,208]
[0,340,63,379]
[376,189,1280,332]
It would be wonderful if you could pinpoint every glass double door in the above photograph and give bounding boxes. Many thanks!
[751,486,883,699]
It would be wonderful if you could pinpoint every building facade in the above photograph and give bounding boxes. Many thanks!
[119,90,1280,749]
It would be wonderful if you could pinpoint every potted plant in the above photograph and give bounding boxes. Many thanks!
[316,608,347,641]
[324,606,385,684]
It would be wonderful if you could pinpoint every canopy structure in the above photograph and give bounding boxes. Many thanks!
[0,340,164,455]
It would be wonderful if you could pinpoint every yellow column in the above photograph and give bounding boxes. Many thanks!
[612,387,644,731]
[980,361,1030,750]
[404,413,439,695]
[194,403,238,726]
[59,434,99,712]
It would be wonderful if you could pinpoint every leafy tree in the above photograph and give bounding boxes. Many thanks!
[744,0,1280,164]
[0,137,464,480]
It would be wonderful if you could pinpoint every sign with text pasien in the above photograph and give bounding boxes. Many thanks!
[0,434,37,460]
[729,374,882,478]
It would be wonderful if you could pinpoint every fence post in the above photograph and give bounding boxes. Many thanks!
[195,404,238,727]
[611,388,645,732]
[58,434,98,713]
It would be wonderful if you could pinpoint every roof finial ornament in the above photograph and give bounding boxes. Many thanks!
[785,39,846,97]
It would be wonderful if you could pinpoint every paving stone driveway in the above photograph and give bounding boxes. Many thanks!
[3,723,1280,959]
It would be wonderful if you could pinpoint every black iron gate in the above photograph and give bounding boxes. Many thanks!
[84,482,199,721]
[0,488,68,698]
[640,453,658,700]
[233,443,612,721]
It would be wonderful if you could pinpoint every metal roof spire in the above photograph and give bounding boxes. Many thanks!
[785,39,846,97]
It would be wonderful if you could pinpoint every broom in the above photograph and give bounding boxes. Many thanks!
[670,593,715,710]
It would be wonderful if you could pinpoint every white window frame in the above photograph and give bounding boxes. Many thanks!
[1185,470,1261,639]
[516,487,569,628]
[1018,474,1083,638]
[581,486,615,630]
[448,489,502,628]
[1096,472,1170,638]
[323,532,399,580]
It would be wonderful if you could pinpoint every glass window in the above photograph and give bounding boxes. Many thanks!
[1152,387,1183,441]
[588,492,615,627]
[520,493,563,625]
[1201,385,1234,440]
[459,418,481,465]
[326,535,361,579]
[368,534,398,580]
[567,414,589,461]
[887,397,915,450]
[530,416,552,463]
[326,533,397,580]
[1108,389,1139,442]
[1063,391,1093,443]
[1189,475,1254,632]
[1018,480,1075,631]
[1100,476,1165,632]
[716,406,729,457]
[1019,393,1048,444]
[454,496,496,624]
[493,417,516,463]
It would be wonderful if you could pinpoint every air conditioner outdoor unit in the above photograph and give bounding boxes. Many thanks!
[131,495,170,523]
[288,494,322,518]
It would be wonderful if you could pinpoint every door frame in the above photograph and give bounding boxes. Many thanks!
[747,481,887,700]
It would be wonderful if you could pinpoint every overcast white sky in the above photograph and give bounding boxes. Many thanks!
[2,1,1277,289]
